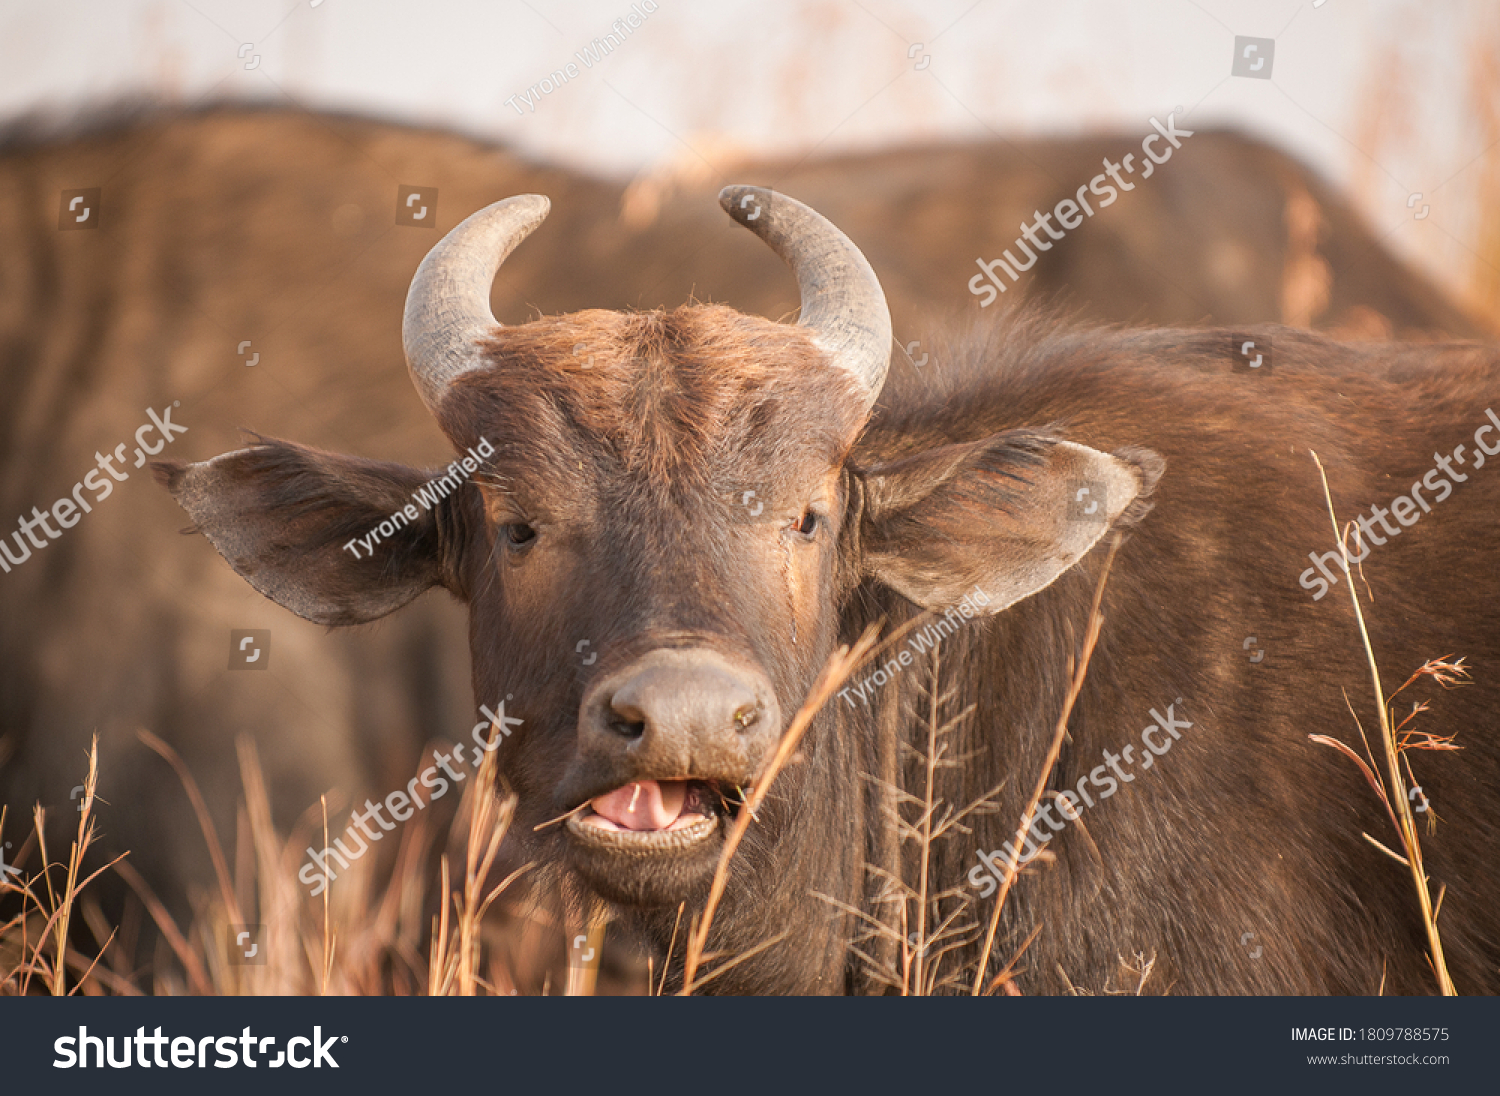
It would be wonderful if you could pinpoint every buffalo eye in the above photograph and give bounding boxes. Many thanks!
[791,511,818,538]
[504,522,538,549]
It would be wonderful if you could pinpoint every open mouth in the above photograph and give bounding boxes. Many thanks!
[561,774,761,906]
[566,778,745,850]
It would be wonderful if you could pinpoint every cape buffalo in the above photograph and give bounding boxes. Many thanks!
[0,107,1489,976]
[158,186,1500,994]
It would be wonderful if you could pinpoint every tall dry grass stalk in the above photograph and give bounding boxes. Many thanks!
[1308,452,1457,995]
[970,536,1120,995]
[428,720,527,997]
[679,622,883,993]
[848,642,995,996]
[0,722,554,996]
[0,738,132,996]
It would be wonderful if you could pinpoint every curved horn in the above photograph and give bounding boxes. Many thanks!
[718,185,892,410]
[402,194,551,412]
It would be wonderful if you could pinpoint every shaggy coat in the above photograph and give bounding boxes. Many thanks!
[162,303,1500,994]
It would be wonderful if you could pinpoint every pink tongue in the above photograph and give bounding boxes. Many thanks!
[590,780,687,831]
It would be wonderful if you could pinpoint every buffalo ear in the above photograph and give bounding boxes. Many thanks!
[859,432,1162,613]
[154,439,456,626]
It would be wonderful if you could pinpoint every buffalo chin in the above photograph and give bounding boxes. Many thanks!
[565,812,724,907]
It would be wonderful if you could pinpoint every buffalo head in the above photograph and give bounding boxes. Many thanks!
[157,187,1152,951]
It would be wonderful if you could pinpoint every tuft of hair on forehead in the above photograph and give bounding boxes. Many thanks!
[439,305,871,484]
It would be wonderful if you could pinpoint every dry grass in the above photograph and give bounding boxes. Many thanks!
[1309,452,1459,995]
[0,624,895,997]
[0,720,544,997]
[969,536,1120,995]
[678,622,882,993]
[0,738,132,996]
[428,723,530,997]
[0,506,1470,995]
[0,630,903,998]
[832,647,999,996]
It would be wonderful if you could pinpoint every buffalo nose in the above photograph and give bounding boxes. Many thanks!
[579,649,779,776]
[610,665,759,738]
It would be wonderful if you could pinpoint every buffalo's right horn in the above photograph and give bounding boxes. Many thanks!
[402,194,550,413]
[719,185,892,412]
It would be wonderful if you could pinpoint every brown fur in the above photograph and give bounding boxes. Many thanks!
[1,105,1491,982]
[157,294,1500,995]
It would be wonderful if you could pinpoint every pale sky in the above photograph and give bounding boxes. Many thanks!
[2,0,1496,309]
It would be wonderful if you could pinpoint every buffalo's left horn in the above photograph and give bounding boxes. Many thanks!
[718,185,892,411]
[402,194,551,412]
